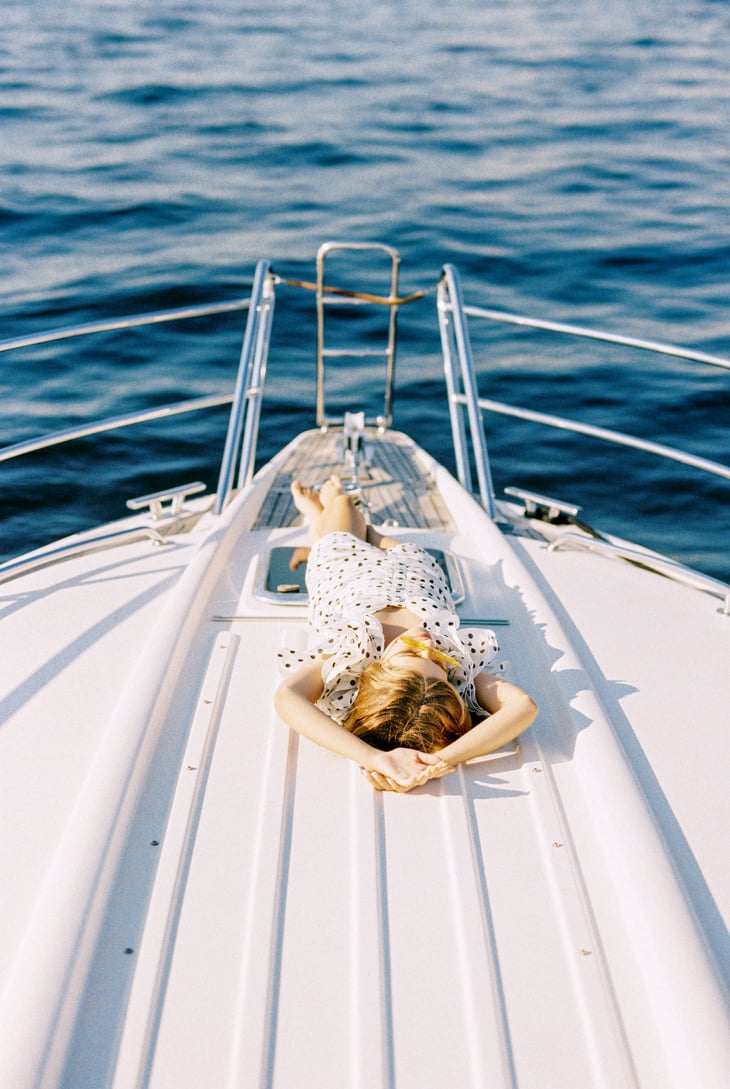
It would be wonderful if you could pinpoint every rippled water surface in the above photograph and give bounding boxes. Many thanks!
[2,0,729,577]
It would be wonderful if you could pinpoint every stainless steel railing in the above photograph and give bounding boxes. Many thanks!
[315,241,400,429]
[0,394,235,466]
[213,260,275,513]
[5,251,729,536]
[0,266,277,514]
[0,272,273,577]
[437,263,730,520]
[461,304,730,372]
[0,297,252,464]
[0,275,278,516]
[0,297,252,355]
[437,265,496,516]
[0,276,273,586]
[1,261,277,533]
[463,299,730,483]
[470,395,730,482]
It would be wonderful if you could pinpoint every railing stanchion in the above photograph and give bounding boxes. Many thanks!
[438,265,496,518]
[214,261,275,514]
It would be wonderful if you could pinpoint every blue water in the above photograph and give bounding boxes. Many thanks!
[1,0,729,579]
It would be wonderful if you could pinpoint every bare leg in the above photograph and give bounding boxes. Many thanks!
[290,477,401,557]
[291,477,369,543]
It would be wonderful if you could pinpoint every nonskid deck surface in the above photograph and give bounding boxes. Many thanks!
[253,427,456,531]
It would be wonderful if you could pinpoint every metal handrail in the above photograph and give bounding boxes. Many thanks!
[0,292,255,465]
[0,394,233,464]
[465,396,730,482]
[5,250,728,537]
[214,260,275,513]
[315,241,400,429]
[438,269,730,522]
[0,268,276,517]
[0,297,251,355]
[437,265,496,516]
[462,304,730,373]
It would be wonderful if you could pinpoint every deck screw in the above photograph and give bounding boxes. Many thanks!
[124,948,134,956]
[150,840,159,847]
[552,842,563,848]
[579,949,592,957]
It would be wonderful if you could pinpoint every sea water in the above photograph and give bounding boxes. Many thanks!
[1,0,728,578]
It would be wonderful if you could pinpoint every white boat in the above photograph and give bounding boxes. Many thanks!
[1,242,728,1089]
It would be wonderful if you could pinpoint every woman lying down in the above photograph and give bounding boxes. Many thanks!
[275,477,537,794]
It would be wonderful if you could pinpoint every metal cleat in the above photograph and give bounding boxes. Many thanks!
[126,481,207,522]
[504,485,581,522]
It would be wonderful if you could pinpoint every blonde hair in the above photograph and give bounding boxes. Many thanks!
[343,659,471,753]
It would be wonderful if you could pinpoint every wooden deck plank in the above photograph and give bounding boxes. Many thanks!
[253,428,455,531]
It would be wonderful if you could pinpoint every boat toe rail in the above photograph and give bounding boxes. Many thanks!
[0,525,171,587]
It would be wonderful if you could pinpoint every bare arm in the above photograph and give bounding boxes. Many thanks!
[275,659,380,768]
[274,659,452,791]
[436,672,537,767]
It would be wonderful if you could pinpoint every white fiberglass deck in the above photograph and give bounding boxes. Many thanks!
[0,432,728,1089]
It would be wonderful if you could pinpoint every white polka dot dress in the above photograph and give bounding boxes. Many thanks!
[278,532,499,723]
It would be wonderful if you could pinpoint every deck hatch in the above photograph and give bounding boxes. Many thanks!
[254,546,464,605]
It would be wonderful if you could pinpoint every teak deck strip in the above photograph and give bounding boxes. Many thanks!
[253,428,455,531]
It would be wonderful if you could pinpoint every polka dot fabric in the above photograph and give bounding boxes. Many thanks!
[277,531,499,723]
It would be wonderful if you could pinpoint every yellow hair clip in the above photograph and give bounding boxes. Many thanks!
[399,635,460,670]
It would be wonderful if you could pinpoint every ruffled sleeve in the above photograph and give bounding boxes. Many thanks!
[316,613,385,721]
[434,625,500,715]
[277,613,386,723]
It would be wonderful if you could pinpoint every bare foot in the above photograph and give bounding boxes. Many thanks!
[290,480,324,520]
[319,475,345,507]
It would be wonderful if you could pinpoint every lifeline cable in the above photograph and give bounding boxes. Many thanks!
[272,274,436,307]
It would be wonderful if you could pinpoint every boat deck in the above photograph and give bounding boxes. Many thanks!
[253,428,456,531]
[115,451,730,1089]
[0,429,728,1089]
